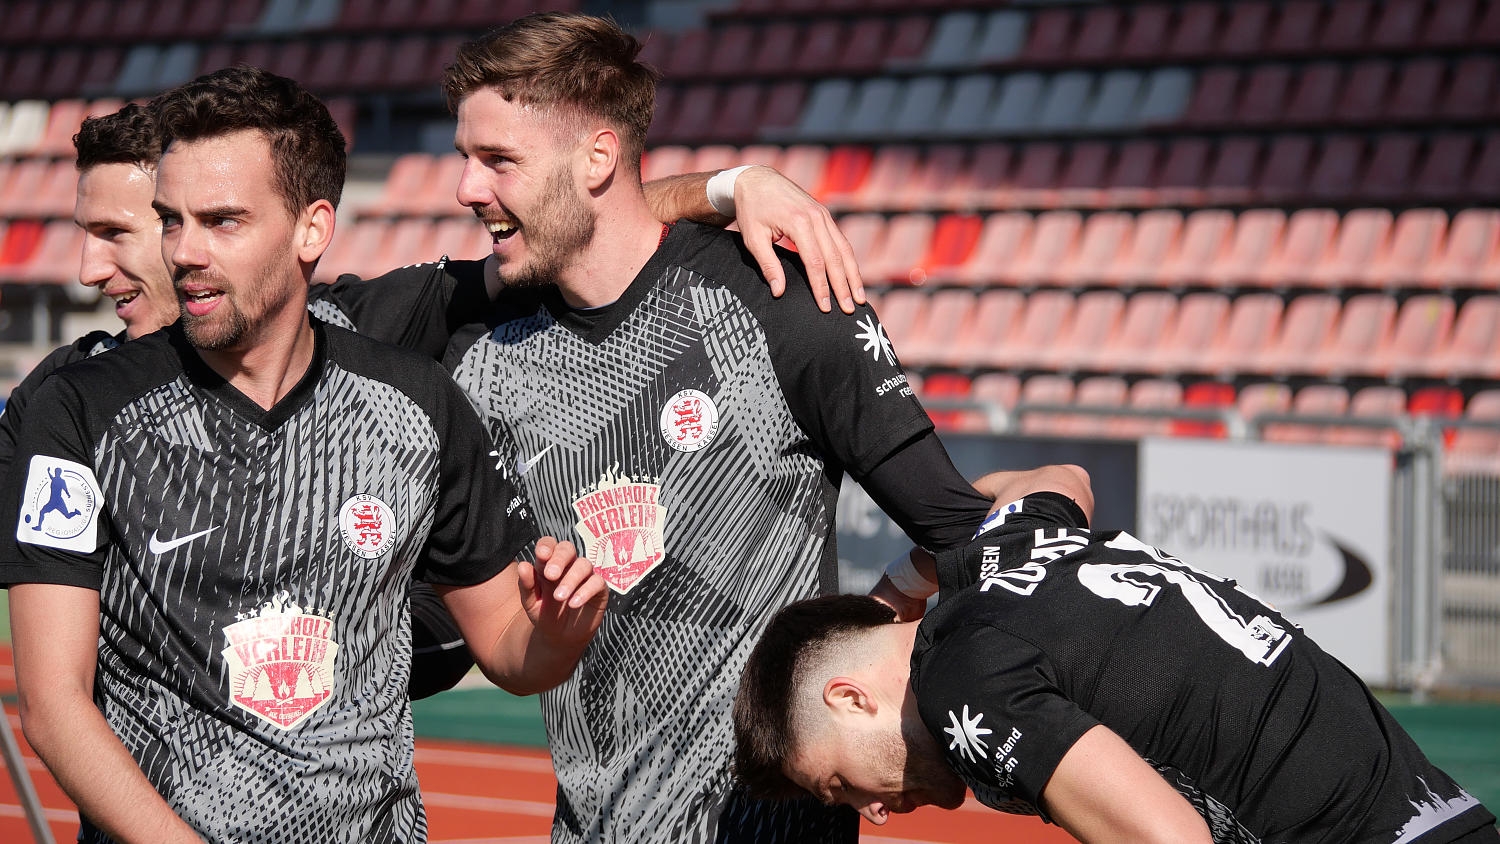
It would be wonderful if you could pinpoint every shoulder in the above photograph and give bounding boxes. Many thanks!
[322,322,451,383]
[664,222,819,306]
[25,329,182,421]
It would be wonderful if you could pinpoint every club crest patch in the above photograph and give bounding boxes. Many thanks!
[339,493,396,559]
[660,389,719,453]
[222,592,339,730]
[573,467,667,594]
[16,455,101,552]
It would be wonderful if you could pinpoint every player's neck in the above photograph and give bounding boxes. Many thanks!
[554,194,664,309]
[197,295,316,411]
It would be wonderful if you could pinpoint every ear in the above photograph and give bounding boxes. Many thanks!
[823,676,878,721]
[296,199,336,265]
[581,127,620,192]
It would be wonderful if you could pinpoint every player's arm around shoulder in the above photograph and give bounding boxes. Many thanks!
[973,465,1096,523]
[1039,725,1212,844]
[435,537,608,695]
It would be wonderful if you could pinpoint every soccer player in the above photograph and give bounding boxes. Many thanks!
[733,470,1500,844]
[0,66,608,844]
[312,12,1018,842]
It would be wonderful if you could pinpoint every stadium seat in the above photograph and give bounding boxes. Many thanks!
[1119,4,1173,62]
[665,85,721,145]
[1017,373,1078,437]
[1201,136,1261,205]
[1255,135,1316,204]
[1447,390,1500,477]
[1305,135,1368,204]
[385,36,435,90]
[113,45,163,97]
[972,372,1022,418]
[955,289,1026,368]
[1154,138,1212,205]
[0,1,44,47]
[1054,375,1129,438]
[920,372,984,433]
[900,288,976,368]
[1259,293,1342,374]
[888,76,948,141]
[996,290,1077,370]
[1082,70,1143,133]
[0,219,42,272]
[1158,209,1233,287]
[1259,208,1338,290]
[915,214,984,285]
[954,211,1032,287]
[1054,142,1112,207]
[38,50,86,103]
[640,146,692,185]
[962,142,1019,210]
[1021,8,1076,65]
[708,24,759,79]
[846,145,920,212]
[1469,134,1500,207]
[921,11,984,70]
[883,14,933,67]
[1103,209,1181,287]
[1316,292,1398,376]
[1335,60,1394,125]
[1370,0,1426,50]
[975,9,1030,66]
[1199,293,1283,376]
[1166,3,1222,60]
[1008,210,1082,286]
[420,154,464,218]
[792,21,845,77]
[749,22,799,77]
[1081,290,1176,372]
[430,216,490,264]
[1006,143,1065,208]
[1432,296,1500,380]
[1440,57,1498,122]
[1237,381,1294,431]
[776,145,829,204]
[843,79,903,141]
[1370,208,1448,288]
[1412,134,1476,205]
[1409,385,1465,419]
[1136,67,1195,127]
[374,219,441,271]
[1263,384,1350,444]
[919,145,976,211]
[1309,208,1393,288]
[711,83,765,145]
[793,79,854,141]
[866,213,936,285]
[13,159,78,220]
[986,72,1046,136]
[663,29,711,79]
[76,48,124,99]
[1182,66,1240,128]
[366,153,434,218]
[1237,64,1294,127]
[1170,380,1237,438]
[838,18,891,75]
[1054,210,1130,285]
[13,219,82,284]
[1386,59,1447,125]
[817,146,873,209]
[1044,289,1125,371]
[1422,208,1499,288]
[1329,385,1406,449]
[1360,134,1422,203]
[1284,62,1342,126]
[1266,0,1323,56]
[1421,0,1481,47]
[1101,140,1160,207]
[758,81,808,138]
[1107,377,1182,439]
[1218,2,1274,57]
[1374,294,1456,379]
[1207,208,1286,288]
[875,288,928,352]
[1320,0,1377,53]
[1070,6,1124,64]
[831,213,884,273]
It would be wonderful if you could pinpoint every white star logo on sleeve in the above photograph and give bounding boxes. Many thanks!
[943,704,993,763]
[853,314,896,366]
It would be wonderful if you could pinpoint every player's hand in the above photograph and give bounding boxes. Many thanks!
[869,575,928,622]
[735,165,865,314]
[516,537,608,647]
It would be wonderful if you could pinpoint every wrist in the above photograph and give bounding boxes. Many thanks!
[706,164,756,217]
[884,550,938,600]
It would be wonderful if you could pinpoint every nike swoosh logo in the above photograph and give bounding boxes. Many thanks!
[515,444,555,477]
[149,526,220,555]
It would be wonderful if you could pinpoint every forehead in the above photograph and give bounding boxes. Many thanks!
[156,130,275,204]
[454,88,575,152]
[76,162,156,220]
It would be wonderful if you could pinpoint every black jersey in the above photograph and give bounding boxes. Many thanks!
[0,329,120,475]
[916,493,1496,844]
[0,321,536,844]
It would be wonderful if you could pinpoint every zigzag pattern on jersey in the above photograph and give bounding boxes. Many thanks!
[84,363,442,843]
[452,265,846,843]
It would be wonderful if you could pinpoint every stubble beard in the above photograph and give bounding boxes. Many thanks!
[498,164,595,291]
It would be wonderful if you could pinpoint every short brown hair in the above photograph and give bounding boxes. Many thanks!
[74,102,160,172]
[732,595,898,799]
[152,65,346,218]
[441,12,659,174]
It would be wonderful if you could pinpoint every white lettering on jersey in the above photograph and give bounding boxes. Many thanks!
[572,467,667,594]
[854,314,896,366]
[943,704,992,763]
[339,494,397,559]
[992,726,1025,789]
[659,389,719,453]
[16,455,101,553]
[222,592,339,730]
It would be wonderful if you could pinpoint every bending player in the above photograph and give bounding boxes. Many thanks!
[734,467,1499,844]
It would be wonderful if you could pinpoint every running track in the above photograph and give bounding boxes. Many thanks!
[0,646,1075,843]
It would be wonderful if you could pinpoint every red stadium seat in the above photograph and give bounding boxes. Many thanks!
[1103,209,1182,288]
[665,85,722,145]
[837,18,891,75]
[1421,0,1480,47]
[1070,6,1124,64]
[905,145,966,212]
[954,211,1032,287]
[1054,142,1113,208]
[956,289,1026,368]
[876,288,929,352]
[1182,67,1241,128]
[1374,294,1456,379]
[386,36,434,90]
[663,29,710,79]
[1329,385,1405,449]
[972,372,1021,417]
[791,21,845,77]
[1263,384,1349,444]
[1386,59,1447,124]
[1119,4,1173,62]
[1440,57,1498,122]
[1409,386,1465,419]
[1202,136,1261,205]
[1102,140,1161,207]
[1021,8,1076,65]
[1009,210,1083,287]
[1159,210,1234,288]
[1448,390,1500,476]
[748,22,800,76]
[1370,0,1427,49]
[1081,290,1176,372]
[713,83,765,146]
[1335,60,1395,124]
[35,99,89,157]
[1284,62,1342,126]
[1217,2,1274,57]
[1054,211,1131,286]
[15,220,82,284]
[915,214,984,285]
[757,81,807,137]
[1105,378,1182,439]
[831,213,884,274]
[1262,210,1343,290]
[883,15,932,67]
[1147,292,1229,373]
[921,373,984,433]
[1207,208,1286,289]
[1171,381,1237,438]
[1238,382,1294,430]
[1017,373,1079,437]
[818,146,874,211]
[420,154,465,218]
[1411,134,1476,204]
[901,288,976,368]
[1316,292,1398,376]
[1306,135,1369,204]
[1433,296,1500,379]
[996,291,1077,370]
[844,145,919,212]
[1199,293,1282,376]
[1370,208,1449,288]
[1360,134,1423,204]
[365,153,433,218]
[706,24,759,79]
[1005,144,1065,209]
[1045,290,1125,371]
[1256,135,1317,204]
[952,143,1013,211]
[1237,64,1294,126]
[1309,208,1394,288]
[1154,139,1212,206]
[0,220,43,270]
[1422,208,1500,288]
[374,219,441,271]
[1053,375,1129,438]
[1259,293,1341,374]
[777,145,830,205]
[1166,3,1223,61]
[868,213,937,285]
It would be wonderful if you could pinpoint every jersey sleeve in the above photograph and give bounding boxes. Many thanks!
[417,370,540,586]
[913,621,1099,820]
[936,492,1092,592]
[0,373,111,590]
[310,258,490,361]
[0,335,108,482]
[858,430,993,551]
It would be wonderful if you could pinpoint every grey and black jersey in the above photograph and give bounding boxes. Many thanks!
[919,493,1497,843]
[0,321,536,844]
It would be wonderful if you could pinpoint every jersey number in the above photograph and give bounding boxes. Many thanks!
[1076,538,1292,667]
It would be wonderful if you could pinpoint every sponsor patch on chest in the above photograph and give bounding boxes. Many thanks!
[222,592,339,729]
[659,389,719,453]
[572,468,667,594]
